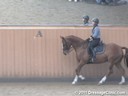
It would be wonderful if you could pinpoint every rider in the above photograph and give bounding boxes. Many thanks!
[88,18,101,62]
[83,15,90,26]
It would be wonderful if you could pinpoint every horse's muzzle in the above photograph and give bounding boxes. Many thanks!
[63,51,68,55]
[63,47,73,55]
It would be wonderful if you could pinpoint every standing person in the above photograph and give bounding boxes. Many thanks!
[83,15,90,26]
[88,18,101,63]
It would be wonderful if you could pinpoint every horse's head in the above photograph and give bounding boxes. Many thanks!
[60,36,73,55]
[60,35,89,55]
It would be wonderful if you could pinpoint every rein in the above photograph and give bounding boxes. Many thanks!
[69,46,73,53]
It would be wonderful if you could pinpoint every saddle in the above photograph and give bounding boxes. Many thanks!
[87,41,105,64]
[94,41,105,55]
[88,41,105,64]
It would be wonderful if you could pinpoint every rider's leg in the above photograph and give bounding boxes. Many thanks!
[90,39,100,62]
[90,40,97,62]
[88,41,93,62]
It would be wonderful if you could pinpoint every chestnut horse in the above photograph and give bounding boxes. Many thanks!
[61,35,128,85]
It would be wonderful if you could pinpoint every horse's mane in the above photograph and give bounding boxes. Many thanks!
[66,35,84,42]
[66,35,89,48]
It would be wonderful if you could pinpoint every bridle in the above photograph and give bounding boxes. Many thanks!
[62,42,74,55]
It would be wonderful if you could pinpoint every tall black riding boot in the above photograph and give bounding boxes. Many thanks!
[92,50,96,62]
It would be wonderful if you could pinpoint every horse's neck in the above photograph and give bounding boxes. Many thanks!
[67,36,83,48]
[67,36,88,49]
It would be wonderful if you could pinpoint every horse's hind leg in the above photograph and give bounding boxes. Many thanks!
[74,0,78,2]
[98,64,114,85]
[72,62,85,84]
[115,63,125,84]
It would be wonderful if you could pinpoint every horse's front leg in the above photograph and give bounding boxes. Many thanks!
[72,61,85,84]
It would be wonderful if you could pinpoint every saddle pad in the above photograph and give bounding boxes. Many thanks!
[94,44,105,54]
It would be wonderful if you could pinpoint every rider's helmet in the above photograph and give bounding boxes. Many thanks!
[83,15,89,21]
[92,18,99,24]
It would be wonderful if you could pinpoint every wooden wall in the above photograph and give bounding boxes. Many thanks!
[0,26,128,78]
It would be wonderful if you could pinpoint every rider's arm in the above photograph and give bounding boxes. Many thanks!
[92,27,100,38]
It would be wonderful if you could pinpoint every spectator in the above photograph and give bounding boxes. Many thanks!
[83,15,90,26]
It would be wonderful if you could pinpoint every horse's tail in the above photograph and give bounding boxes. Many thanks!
[122,47,128,68]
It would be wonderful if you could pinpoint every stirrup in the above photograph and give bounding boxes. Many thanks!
[91,58,94,62]
[87,58,94,64]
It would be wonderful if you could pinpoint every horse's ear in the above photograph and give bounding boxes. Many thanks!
[60,36,65,40]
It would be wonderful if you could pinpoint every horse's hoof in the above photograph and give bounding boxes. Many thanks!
[81,77,85,80]
[119,82,125,85]
[74,0,78,2]
[72,83,76,85]
[79,75,85,80]
[72,82,76,85]
[97,82,104,86]
[98,82,103,86]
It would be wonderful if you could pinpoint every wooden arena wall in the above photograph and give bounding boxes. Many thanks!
[0,26,128,78]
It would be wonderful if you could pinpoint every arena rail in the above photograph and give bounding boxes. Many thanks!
[0,26,128,78]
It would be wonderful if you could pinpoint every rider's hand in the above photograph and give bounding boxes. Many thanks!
[89,36,93,41]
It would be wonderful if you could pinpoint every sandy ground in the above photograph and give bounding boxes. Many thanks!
[0,81,128,96]
[0,0,128,25]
